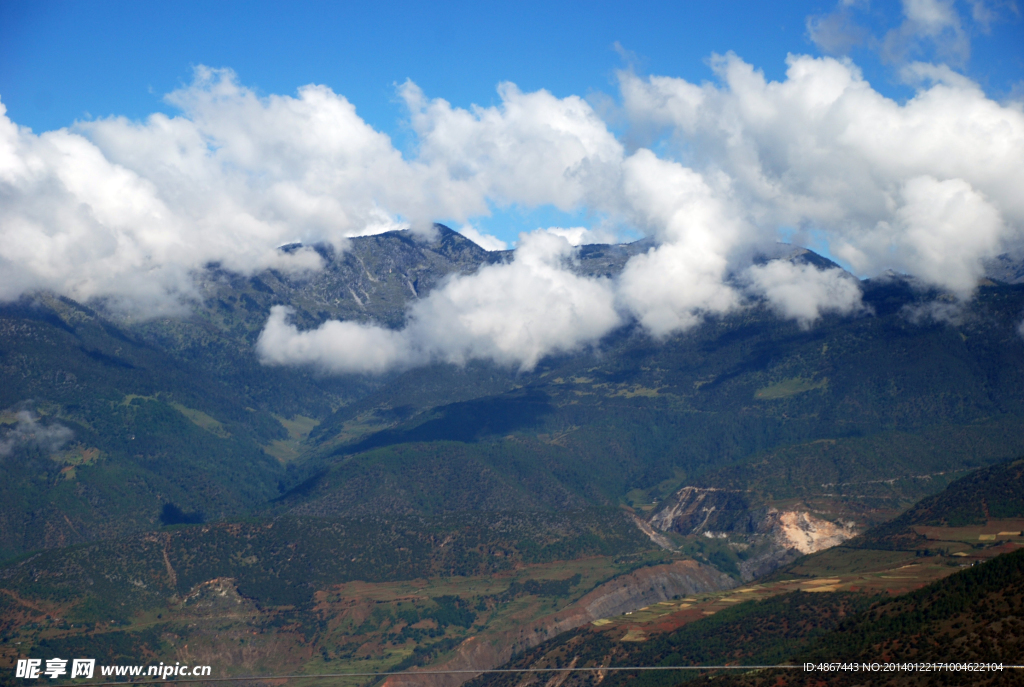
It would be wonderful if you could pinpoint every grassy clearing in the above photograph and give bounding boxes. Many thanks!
[278,414,320,440]
[755,376,828,400]
[117,393,158,406]
[610,385,662,399]
[169,402,231,438]
[265,415,320,463]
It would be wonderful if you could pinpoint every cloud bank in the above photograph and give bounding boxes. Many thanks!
[0,68,617,313]
[2,46,1023,373]
[618,52,1023,299]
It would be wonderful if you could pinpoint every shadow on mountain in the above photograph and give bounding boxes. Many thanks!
[335,387,553,455]
[0,299,78,336]
[159,503,205,526]
[699,324,825,391]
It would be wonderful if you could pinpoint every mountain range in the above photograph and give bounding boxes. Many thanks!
[2,225,1023,683]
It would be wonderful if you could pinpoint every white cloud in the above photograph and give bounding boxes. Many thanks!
[256,306,415,375]
[543,227,590,246]
[257,231,623,373]
[966,0,1011,31]
[902,0,962,34]
[457,224,508,251]
[898,60,981,89]
[0,411,74,457]
[745,261,864,326]
[0,70,417,314]
[806,5,869,55]
[615,150,746,336]
[882,0,970,65]
[541,226,619,246]
[0,68,623,315]
[401,80,625,213]
[3,53,1022,375]
[618,53,1024,301]
[902,297,968,325]
[808,0,1019,67]
[838,175,1005,298]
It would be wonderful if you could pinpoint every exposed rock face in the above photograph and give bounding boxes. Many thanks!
[626,512,676,551]
[648,487,759,535]
[575,560,734,621]
[650,486,859,582]
[767,509,857,554]
[178,577,255,617]
[381,559,735,687]
[185,225,654,337]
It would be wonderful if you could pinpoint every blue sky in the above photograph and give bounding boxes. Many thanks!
[1,1,850,133]
[3,1,1021,130]
[1,4,1019,121]
[2,1,1021,244]
[2,1,1023,368]
[2,1,1024,350]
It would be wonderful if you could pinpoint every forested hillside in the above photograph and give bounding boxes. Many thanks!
[4,228,1024,560]
[3,228,1024,684]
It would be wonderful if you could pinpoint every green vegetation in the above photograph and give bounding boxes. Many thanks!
[264,415,320,463]
[0,509,650,617]
[169,402,232,438]
[4,231,1024,682]
[5,247,1024,560]
[754,376,827,400]
[851,458,1024,550]
[707,548,1024,686]
[471,464,1024,687]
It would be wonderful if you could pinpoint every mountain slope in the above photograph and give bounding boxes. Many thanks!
[457,459,1024,687]
[0,296,288,557]
[6,230,1024,562]
[279,276,1024,530]
[706,547,1024,686]
[4,228,1024,684]
[853,458,1024,551]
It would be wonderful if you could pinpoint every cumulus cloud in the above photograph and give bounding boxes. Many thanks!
[257,231,622,373]
[3,50,1023,375]
[0,68,621,314]
[456,224,508,251]
[542,226,619,246]
[746,261,864,326]
[257,307,414,375]
[0,70,432,313]
[0,411,74,457]
[400,81,625,213]
[618,53,1024,301]
[615,150,747,336]
[849,175,1006,297]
